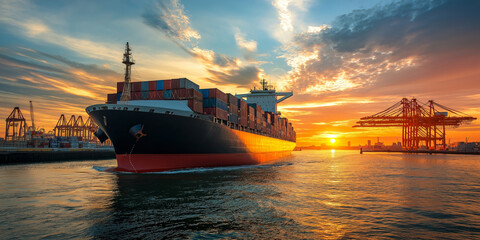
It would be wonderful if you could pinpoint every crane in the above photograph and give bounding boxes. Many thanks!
[29,100,35,132]
[353,98,476,150]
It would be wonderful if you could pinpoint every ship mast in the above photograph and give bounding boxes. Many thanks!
[120,42,135,101]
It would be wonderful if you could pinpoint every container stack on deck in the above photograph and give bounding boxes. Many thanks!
[106,78,203,113]
[200,88,229,121]
[238,99,248,127]
[227,94,239,124]
[106,78,295,142]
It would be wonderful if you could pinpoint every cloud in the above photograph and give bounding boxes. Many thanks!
[234,31,258,60]
[0,47,121,101]
[277,0,480,97]
[142,0,262,87]
[272,0,294,32]
[142,0,201,43]
[0,0,121,62]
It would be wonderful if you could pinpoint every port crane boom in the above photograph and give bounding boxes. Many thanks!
[353,98,476,150]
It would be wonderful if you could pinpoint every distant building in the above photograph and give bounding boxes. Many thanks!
[368,140,371,147]
[348,141,351,147]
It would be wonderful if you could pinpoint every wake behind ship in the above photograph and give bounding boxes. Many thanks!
[86,43,296,172]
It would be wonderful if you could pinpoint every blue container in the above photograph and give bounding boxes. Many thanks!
[156,80,164,90]
[141,91,149,100]
[200,89,209,98]
[164,90,172,99]
[141,81,149,91]
[230,114,238,123]
[117,92,122,101]
[203,98,227,111]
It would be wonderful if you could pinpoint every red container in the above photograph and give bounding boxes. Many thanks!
[248,120,255,129]
[132,82,142,92]
[164,80,172,90]
[172,88,187,99]
[117,82,124,93]
[227,94,238,106]
[188,99,203,113]
[229,104,238,114]
[107,93,117,103]
[187,88,202,100]
[149,81,157,91]
[131,92,141,100]
[208,89,228,103]
[149,90,164,100]
[204,107,228,120]
[171,78,181,89]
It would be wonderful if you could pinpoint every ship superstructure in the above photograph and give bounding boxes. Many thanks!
[236,79,292,114]
[86,43,296,172]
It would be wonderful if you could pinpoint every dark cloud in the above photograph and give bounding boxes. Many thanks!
[287,0,480,96]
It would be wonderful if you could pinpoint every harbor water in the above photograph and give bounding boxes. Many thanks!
[1,150,480,239]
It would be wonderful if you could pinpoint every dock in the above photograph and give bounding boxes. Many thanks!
[361,149,480,155]
[0,148,115,164]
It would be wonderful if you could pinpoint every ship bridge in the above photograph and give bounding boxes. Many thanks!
[236,79,293,114]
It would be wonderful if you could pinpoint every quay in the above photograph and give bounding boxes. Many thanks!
[0,148,115,164]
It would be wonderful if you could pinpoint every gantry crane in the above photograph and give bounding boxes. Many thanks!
[353,98,476,150]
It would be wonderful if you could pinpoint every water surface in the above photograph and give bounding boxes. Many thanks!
[1,150,480,239]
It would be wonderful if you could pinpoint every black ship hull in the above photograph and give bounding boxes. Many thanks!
[87,104,295,172]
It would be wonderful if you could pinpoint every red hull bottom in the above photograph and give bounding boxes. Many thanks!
[115,151,292,173]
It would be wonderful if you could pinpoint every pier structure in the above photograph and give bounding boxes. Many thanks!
[353,98,476,150]
[53,114,99,142]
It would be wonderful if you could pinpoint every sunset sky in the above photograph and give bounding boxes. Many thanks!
[1,0,480,146]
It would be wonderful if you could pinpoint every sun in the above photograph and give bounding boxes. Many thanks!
[330,138,336,144]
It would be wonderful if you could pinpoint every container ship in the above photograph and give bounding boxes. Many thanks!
[86,43,296,172]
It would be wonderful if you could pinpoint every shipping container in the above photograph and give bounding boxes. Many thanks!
[248,119,255,129]
[203,88,228,102]
[131,92,141,100]
[200,89,209,98]
[188,99,203,113]
[148,81,157,91]
[107,93,117,103]
[227,94,238,106]
[132,82,142,92]
[230,114,238,124]
[171,88,186,98]
[148,90,164,100]
[141,91,149,100]
[204,107,228,121]
[203,98,228,111]
[164,80,172,90]
[156,80,164,90]
[178,78,200,90]
[117,92,122,101]
[164,89,172,99]
[229,104,238,114]
[117,82,124,93]
[141,81,149,92]
[171,78,181,89]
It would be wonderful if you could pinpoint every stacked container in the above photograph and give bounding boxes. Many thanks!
[201,88,229,121]
[247,106,255,129]
[106,78,203,113]
[238,98,248,127]
[227,94,239,124]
